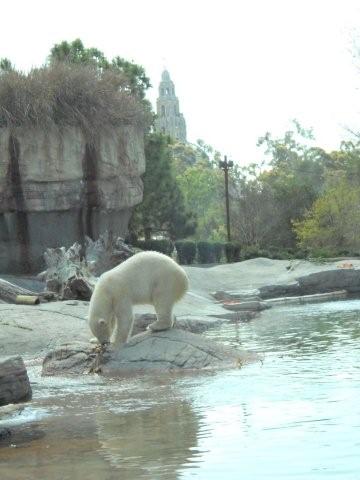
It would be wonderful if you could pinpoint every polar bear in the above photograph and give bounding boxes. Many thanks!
[88,250,189,346]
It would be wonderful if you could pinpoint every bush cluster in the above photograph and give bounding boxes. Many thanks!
[0,63,151,140]
[197,241,214,264]
[224,242,241,263]
[241,245,309,260]
[131,238,336,264]
[175,241,197,264]
[134,239,174,256]
[175,240,240,264]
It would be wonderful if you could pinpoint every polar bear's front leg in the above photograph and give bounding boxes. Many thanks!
[112,300,134,346]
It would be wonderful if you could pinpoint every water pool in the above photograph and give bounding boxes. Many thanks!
[1,299,359,479]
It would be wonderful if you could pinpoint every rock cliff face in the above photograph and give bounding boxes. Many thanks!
[0,125,145,273]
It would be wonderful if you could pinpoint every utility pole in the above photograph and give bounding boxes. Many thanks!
[219,155,234,242]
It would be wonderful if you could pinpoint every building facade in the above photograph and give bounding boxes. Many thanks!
[154,70,187,142]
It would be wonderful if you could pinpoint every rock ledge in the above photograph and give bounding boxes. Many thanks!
[42,329,257,376]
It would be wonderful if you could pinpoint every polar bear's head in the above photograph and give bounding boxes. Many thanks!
[91,318,111,345]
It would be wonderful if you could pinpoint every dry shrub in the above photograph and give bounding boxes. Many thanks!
[0,63,151,140]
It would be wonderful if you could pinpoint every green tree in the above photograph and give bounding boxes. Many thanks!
[324,141,360,186]
[111,56,151,99]
[49,39,109,68]
[294,181,360,254]
[231,178,279,246]
[177,161,226,240]
[169,141,197,174]
[130,133,196,240]
[167,138,231,241]
[253,122,328,247]
[0,58,13,72]
[49,38,151,99]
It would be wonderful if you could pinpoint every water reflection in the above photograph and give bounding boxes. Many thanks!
[95,401,202,479]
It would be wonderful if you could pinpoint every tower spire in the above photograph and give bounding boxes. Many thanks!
[154,70,187,142]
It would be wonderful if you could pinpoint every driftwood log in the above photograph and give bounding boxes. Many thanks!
[44,242,95,301]
[43,231,134,301]
[0,279,36,304]
[0,278,56,304]
[85,231,134,277]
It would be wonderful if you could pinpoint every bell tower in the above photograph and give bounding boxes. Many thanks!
[154,70,187,142]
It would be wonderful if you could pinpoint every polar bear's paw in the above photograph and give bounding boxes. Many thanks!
[90,337,111,346]
[147,320,173,332]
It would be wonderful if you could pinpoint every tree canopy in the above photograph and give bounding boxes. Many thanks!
[49,39,151,99]
[129,133,196,240]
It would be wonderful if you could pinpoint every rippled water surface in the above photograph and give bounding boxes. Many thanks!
[1,299,360,479]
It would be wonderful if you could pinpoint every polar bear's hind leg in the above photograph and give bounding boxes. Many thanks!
[149,298,174,332]
[148,269,188,332]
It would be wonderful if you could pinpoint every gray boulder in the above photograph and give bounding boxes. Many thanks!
[42,329,257,376]
[259,282,301,299]
[297,269,360,294]
[0,356,32,406]
[257,269,360,299]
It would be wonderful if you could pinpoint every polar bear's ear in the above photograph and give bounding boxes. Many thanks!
[98,319,106,326]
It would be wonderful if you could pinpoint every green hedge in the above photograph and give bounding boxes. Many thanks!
[196,241,224,263]
[224,242,241,263]
[175,240,197,264]
[135,239,174,256]
[241,245,310,260]
[197,241,215,263]
[213,242,224,263]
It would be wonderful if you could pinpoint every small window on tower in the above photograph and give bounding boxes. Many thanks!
[174,106,177,115]
[161,105,165,116]
[166,88,169,95]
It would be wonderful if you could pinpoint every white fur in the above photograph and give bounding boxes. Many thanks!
[88,251,189,346]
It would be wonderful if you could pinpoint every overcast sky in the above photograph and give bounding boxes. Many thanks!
[1,0,360,165]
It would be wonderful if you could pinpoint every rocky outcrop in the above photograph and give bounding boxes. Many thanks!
[213,268,360,303]
[0,356,32,406]
[0,125,145,273]
[42,329,257,376]
[259,270,360,298]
